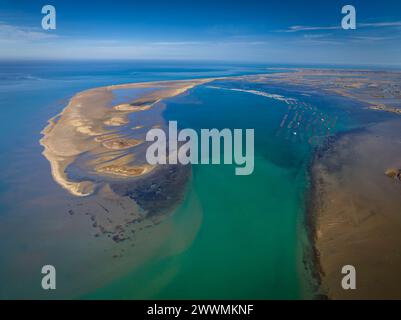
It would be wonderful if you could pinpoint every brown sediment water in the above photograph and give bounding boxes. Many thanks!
[311,120,401,299]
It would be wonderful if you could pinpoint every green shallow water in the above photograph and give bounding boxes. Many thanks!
[2,62,386,299]
[86,84,319,299]
[84,78,387,299]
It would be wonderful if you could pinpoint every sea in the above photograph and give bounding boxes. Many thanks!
[0,60,384,299]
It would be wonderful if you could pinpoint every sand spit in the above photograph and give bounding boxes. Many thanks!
[248,69,401,116]
[102,138,143,150]
[40,78,213,196]
[113,103,153,112]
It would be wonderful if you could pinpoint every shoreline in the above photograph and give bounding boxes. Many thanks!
[246,69,401,299]
[40,78,214,197]
[38,78,215,252]
[39,69,401,298]
[305,130,359,299]
[309,120,401,299]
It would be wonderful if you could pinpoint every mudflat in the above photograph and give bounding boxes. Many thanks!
[311,120,401,299]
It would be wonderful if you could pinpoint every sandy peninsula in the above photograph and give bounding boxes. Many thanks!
[39,78,214,252]
[40,78,213,196]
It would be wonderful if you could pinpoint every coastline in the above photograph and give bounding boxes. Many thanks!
[252,68,401,298]
[38,78,215,258]
[310,121,401,299]
[306,131,357,299]
[38,69,401,298]
[40,78,214,197]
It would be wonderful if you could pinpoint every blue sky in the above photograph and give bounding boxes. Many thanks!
[1,0,401,65]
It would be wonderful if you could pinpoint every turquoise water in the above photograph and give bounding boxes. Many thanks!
[0,61,387,299]
[85,85,310,299]
[86,81,375,299]
[87,75,393,299]
[159,86,310,299]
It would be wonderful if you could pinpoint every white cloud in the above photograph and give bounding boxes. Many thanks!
[0,22,58,41]
[281,20,401,33]
[283,25,340,33]
[359,21,401,28]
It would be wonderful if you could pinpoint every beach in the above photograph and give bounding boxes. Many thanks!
[40,78,213,196]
